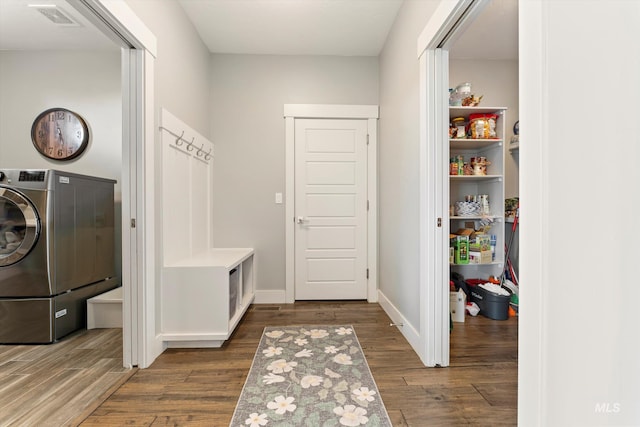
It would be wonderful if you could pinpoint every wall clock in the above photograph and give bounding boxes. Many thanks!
[31,108,89,161]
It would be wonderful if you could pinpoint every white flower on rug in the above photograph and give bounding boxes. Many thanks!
[262,373,285,384]
[266,359,298,374]
[300,375,324,388]
[245,412,268,427]
[352,387,377,402]
[335,327,353,335]
[295,349,313,358]
[333,353,353,365]
[333,405,369,426]
[294,338,308,346]
[267,396,297,415]
[325,368,342,378]
[304,329,329,339]
[262,346,283,357]
[265,330,285,339]
[324,345,338,354]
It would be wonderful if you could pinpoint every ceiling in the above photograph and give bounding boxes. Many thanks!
[0,0,117,51]
[0,0,517,59]
[177,0,403,56]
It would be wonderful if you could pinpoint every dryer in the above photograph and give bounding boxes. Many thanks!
[0,169,118,343]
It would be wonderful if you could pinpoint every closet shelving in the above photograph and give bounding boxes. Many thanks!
[449,106,507,278]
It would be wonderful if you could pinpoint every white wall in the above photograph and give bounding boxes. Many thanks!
[123,0,212,336]
[125,1,212,137]
[449,59,519,197]
[0,50,122,276]
[378,1,439,330]
[209,54,379,294]
[519,1,640,425]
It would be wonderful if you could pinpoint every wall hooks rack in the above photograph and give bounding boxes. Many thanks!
[159,110,214,165]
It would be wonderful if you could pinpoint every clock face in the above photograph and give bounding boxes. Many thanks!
[31,108,89,160]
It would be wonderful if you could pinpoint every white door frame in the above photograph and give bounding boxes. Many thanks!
[416,0,489,367]
[68,0,160,368]
[284,104,378,304]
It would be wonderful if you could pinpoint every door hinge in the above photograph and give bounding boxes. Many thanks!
[437,217,442,227]
[367,200,369,211]
[366,268,369,279]
[130,218,136,228]
[366,134,370,145]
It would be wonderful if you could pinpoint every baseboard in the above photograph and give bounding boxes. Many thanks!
[377,290,421,358]
[253,289,286,304]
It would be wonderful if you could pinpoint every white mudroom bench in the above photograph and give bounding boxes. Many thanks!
[161,248,254,348]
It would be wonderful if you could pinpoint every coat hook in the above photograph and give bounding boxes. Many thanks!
[197,144,204,156]
[186,137,195,151]
[175,131,184,146]
[204,148,212,161]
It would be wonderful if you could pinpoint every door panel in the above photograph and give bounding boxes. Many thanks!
[294,119,367,300]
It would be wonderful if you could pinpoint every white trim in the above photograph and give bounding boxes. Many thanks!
[284,104,379,303]
[284,116,295,303]
[418,48,450,367]
[283,104,379,119]
[378,290,420,353]
[518,0,545,423]
[366,118,378,303]
[68,0,159,369]
[254,290,287,304]
[120,49,136,368]
[70,0,157,56]
[417,0,487,56]
[417,0,490,368]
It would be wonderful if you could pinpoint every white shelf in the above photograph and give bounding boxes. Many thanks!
[451,215,503,221]
[450,138,503,150]
[449,107,506,277]
[450,174,502,181]
[450,262,503,267]
[449,106,508,115]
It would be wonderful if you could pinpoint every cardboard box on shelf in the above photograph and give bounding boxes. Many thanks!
[450,289,466,322]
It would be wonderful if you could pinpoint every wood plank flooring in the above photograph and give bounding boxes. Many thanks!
[81,302,517,426]
[0,328,135,427]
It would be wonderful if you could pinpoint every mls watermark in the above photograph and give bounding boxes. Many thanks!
[594,402,621,414]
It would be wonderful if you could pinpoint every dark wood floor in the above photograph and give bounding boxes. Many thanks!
[81,302,517,426]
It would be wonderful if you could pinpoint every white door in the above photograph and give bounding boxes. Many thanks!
[294,119,368,300]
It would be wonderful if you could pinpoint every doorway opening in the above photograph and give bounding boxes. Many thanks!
[417,0,519,368]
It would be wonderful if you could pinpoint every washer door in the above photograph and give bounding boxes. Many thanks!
[0,187,41,267]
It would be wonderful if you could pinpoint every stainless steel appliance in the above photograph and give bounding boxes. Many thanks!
[0,169,118,343]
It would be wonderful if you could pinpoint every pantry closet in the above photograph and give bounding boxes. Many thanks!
[446,0,519,353]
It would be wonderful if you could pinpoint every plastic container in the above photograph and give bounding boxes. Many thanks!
[469,285,510,320]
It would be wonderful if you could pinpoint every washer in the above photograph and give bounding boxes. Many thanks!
[0,169,118,343]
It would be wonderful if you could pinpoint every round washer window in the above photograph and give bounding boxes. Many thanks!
[0,187,40,267]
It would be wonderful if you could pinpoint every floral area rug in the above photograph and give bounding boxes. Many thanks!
[230,325,392,427]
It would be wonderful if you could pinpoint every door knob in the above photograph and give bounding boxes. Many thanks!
[296,216,306,224]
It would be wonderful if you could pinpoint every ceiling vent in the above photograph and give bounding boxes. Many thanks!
[29,4,80,27]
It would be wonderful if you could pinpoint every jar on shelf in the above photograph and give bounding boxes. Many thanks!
[451,117,466,138]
